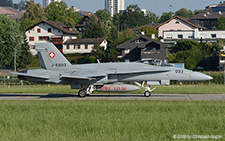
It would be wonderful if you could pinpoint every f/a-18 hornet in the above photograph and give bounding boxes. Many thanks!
[13,43,213,97]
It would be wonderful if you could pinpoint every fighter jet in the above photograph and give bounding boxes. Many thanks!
[12,43,213,97]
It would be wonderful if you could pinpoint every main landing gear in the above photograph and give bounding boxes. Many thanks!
[134,82,156,97]
[78,85,95,98]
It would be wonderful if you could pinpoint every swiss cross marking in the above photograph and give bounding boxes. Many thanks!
[49,52,55,58]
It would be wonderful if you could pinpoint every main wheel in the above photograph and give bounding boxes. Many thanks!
[144,91,151,97]
[78,89,86,97]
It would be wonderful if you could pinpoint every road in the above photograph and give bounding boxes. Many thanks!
[0,93,225,101]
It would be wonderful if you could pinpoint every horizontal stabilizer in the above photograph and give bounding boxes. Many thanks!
[11,72,49,79]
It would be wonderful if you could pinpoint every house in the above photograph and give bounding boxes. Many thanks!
[157,16,225,46]
[63,38,107,54]
[156,16,205,38]
[116,35,168,62]
[26,21,80,55]
[0,6,24,20]
[190,2,225,29]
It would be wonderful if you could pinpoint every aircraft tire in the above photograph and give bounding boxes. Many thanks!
[78,89,86,97]
[144,91,151,97]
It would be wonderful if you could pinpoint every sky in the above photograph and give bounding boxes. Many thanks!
[13,0,225,15]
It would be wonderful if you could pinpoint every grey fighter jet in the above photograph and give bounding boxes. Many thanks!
[12,43,213,97]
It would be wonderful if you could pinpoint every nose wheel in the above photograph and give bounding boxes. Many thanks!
[78,89,87,97]
[144,91,151,97]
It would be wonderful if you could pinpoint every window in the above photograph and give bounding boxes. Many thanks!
[78,45,81,49]
[188,36,194,39]
[48,28,51,33]
[67,45,70,49]
[175,21,180,24]
[166,34,172,39]
[211,34,216,38]
[39,36,49,41]
[200,34,206,39]
[178,34,183,39]
[222,33,225,39]
[135,39,140,43]
[29,37,34,41]
[124,49,130,54]
[74,45,76,49]
[85,45,88,49]
[37,28,41,33]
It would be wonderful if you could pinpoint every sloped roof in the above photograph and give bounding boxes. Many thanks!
[191,2,225,20]
[26,21,80,35]
[0,6,23,19]
[156,16,206,29]
[64,38,105,44]
[117,35,165,49]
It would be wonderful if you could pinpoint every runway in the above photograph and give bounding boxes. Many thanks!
[0,93,225,101]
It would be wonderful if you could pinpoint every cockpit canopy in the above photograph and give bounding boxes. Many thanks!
[135,59,173,67]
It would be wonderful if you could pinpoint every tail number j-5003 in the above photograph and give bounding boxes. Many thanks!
[51,63,66,67]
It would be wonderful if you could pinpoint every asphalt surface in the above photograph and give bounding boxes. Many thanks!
[0,93,225,101]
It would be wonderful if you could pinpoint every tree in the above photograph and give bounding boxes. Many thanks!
[215,17,225,30]
[13,0,27,11]
[45,1,81,27]
[83,15,106,38]
[95,9,112,26]
[0,0,13,7]
[0,15,32,69]
[175,8,193,18]
[158,12,173,23]
[119,28,136,43]
[20,1,47,31]
[113,4,151,31]
[145,11,158,24]
[138,25,158,38]
[169,40,220,70]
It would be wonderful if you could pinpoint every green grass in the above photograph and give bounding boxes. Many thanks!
[0,101,224,140]
[0,84,224,94]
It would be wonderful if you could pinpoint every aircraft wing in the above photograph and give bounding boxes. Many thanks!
[11,72,50,79]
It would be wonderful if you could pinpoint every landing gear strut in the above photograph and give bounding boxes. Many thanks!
[134,82,156,97]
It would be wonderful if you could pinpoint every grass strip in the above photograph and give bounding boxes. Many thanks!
[0,101,224,140]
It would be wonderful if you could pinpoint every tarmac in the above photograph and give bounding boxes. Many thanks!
[0,93,225,101]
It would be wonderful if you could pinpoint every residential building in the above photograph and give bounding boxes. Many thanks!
[43,0,61,8]
[64,38,107,54]
[25,21,80,55]
[105,0,125,17]
[156,16,205,38]
[0,6,24,20]
[117,35,168,62]
[190,2,225,29]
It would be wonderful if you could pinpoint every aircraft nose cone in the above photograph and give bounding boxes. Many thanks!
[208,76,213,80]
[193,72,213,81]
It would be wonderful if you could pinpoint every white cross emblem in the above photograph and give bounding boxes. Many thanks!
[49,52,55,58]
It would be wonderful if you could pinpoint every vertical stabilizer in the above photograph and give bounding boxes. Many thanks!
[35,43,72,71]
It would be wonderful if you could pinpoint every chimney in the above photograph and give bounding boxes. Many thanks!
[219,11,222,15]
[151,34,155,39]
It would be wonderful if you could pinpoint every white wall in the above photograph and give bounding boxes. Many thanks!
[25,22,77,55]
